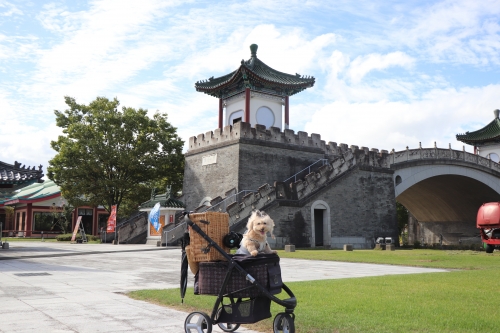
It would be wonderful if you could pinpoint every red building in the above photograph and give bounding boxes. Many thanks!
[0,161,108,238]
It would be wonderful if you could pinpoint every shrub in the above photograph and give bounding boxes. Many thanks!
[56,233,100,242]
[413,241,421,249]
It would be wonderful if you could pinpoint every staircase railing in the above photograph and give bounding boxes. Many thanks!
[166,159,333,245]
[207,190,257,212]
[283,159,329,186]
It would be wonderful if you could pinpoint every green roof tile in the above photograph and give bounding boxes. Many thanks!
[456,116,500,144]
[195,44,315,98]
[139,193,185,209]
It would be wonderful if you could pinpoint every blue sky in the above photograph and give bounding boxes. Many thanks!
[1,0,500,172]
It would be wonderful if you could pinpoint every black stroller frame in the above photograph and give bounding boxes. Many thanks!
[183,214,297,333]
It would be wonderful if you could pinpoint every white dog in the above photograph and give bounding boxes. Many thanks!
[236,210,277,256]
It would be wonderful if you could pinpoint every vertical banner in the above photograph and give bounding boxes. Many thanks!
[106,205,117,232]
[71,216,83,242]
[149,202,161,232]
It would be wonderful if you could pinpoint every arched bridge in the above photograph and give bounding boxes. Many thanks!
[390,146,500,244]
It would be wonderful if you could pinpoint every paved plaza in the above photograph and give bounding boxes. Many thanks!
[0,242,448,333]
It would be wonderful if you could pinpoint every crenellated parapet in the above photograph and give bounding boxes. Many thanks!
[188,122,328,152]
[187,122,393,159]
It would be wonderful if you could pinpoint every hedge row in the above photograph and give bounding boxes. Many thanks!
[56,233,100,242]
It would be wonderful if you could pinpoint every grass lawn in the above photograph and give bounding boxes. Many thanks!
[128,249,500,333]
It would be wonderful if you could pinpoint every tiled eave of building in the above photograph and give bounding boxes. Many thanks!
[456,118,500,145]
[0,179,61,206]
[195,52,315,99]
[2,192,61,206]
[0,161,44,185]
[139,195,185,210]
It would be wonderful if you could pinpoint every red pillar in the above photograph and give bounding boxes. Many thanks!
[218,98,223,129]
[245,88,250,123]
[284,96,289,129]
[25,203,33,237]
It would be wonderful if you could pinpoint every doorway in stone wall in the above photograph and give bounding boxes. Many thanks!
[311,200,331,248]
[314,209,324,246]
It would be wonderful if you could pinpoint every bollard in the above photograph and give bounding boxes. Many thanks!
[284,244,295,252]
[343,244,353,251]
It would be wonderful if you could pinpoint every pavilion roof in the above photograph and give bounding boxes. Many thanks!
[195,44,315,99]
[139,191,185,210]
[0,180,60,206]
[456,112,500,145]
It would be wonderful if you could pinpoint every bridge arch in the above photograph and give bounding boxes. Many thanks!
[393,160,500,243]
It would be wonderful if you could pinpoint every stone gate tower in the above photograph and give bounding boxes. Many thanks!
[182,45,398,249]
[185,44,317,210]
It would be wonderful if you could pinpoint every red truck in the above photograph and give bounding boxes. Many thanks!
[477,202,500,253]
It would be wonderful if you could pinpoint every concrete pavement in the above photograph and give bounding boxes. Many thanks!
[0,242,448,333]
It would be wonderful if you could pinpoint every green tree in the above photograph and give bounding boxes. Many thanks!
[48,96,184,218]
[396,201,409,245]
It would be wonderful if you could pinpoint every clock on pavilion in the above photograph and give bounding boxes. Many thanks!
[195,44,315,130]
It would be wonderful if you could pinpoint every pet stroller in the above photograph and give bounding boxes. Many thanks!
[181,212,297,333]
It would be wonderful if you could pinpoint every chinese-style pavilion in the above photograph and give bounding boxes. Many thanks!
[195,44,315,130]
[139,186,185,245]
[456,109,500,162]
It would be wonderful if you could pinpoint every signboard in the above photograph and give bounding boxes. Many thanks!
[202,154,217,166]
[70,216,83,242]
[106,205,117,232]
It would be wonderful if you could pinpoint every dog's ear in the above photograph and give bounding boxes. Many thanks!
[246,211,256,230]
[268,216,276,239]
[262,214,275,239]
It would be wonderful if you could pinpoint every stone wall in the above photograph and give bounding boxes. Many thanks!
[220,146,398,249]
[183,122,328,210]
[182,142,240,210]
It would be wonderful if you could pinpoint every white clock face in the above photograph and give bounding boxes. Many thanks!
[256,106,275,128]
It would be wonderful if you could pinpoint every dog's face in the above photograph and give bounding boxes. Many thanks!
[246,210,274,240]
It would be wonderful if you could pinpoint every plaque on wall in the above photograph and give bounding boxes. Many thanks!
[202,154,217,166]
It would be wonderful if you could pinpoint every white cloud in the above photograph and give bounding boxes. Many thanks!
[0,1,22,16]
[304,84,500,153]
[394,0,500,65]
[1,0,500,175]
[347,52,415,84]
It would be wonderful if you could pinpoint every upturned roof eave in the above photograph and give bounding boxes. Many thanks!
[456,118,500,145]
[195,57,315,97]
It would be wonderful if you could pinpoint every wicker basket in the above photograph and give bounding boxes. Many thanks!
[188,212,230,263]
[185,246,199,275]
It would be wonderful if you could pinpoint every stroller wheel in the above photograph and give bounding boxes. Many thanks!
[184,311,212,333]
[273,313,295,333]
[217,322,241,332]
[215,307,241,332]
